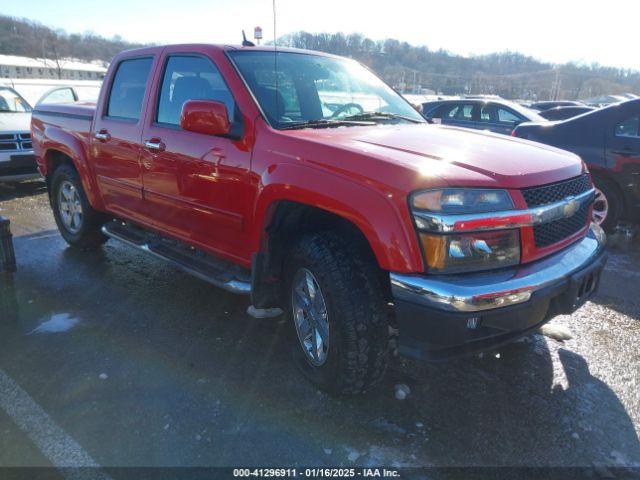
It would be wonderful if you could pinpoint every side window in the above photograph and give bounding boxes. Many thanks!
[430,104,448,118]
[479,104,496,122]
[107,58,153,120]
[446,103,474,120]
[157,55,235,126]
[497,107,521,124]
[615,115,640,138]
[37,87,77,105]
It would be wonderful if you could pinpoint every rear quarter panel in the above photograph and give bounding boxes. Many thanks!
[31,104,104,209]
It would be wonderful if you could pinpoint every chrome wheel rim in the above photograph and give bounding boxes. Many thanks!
[291,268,329,366]
[58,180,83,234]
[592,187,609,226]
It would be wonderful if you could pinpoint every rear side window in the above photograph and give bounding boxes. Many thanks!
[497,107,521,123]
[447,103,474,120]
[479,104,494,121]
[156,55,235,126]
[615,115,640,138]
[106,58,153,120]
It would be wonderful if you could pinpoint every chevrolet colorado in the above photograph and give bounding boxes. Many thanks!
[31,44,607,394]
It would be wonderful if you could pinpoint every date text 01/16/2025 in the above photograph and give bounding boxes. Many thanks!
[232,468,401,478]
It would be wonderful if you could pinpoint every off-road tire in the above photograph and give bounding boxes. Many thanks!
[285,232,388,395]
[50,164,107,250]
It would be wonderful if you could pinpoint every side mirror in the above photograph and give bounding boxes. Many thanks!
[180,100,231,136]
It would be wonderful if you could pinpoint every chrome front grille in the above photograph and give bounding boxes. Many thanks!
[522,174,591,208]
[533,202,590,247]
[0,132,33,152]
[522,175,593,248]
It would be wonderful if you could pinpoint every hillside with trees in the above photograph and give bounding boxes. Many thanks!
[278,32,640,100]
[0,15,144,67]
[1,15,638,100]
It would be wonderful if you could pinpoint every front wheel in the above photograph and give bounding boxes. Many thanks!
[285,232,388,395]
[50,164,107,250]
[591,176,622,233]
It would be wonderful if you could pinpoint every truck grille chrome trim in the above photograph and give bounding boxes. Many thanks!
[390,224,605,312]
[413,188,595,233]
[522,174,591,208]
[0,132,33,152]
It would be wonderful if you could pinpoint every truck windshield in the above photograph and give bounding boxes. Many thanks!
[0,87,32,113]
[228,50,424,129]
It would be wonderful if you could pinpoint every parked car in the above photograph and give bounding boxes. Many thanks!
[0,86,39,182]
[32,44,606,394]
[529,101,585,111]
[514,99,640,231]
[538,105,595,121]
[421,98,547,135]
[0,86,84,183]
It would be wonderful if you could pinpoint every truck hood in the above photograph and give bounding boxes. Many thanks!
[0,112,31,133]
[287,123,584,189]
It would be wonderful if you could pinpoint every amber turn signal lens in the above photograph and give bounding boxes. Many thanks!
[420,233,447,270]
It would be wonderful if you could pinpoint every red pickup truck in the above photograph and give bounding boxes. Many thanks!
[31,44,606,394]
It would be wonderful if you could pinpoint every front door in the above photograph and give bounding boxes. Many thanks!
[607,111,640,167]
[91,56,156,220]
[139,49,252,262]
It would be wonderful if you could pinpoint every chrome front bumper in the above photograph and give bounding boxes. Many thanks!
[0,150,40,182]
[390,223,606,313]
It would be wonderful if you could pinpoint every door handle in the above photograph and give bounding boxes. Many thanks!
[144,139,165,152]
[94,130,111,142]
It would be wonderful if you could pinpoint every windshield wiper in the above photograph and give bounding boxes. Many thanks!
[342,111,423,124]
[279,119,376,130]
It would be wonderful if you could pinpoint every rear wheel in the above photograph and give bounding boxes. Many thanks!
[51,164,107,249]
[591,176,622,233]
[285,232,388,395]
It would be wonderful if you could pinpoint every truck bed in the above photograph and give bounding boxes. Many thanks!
[31,102,96,177]
[32,102,95,136]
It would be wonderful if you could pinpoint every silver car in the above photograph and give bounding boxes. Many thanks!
[0,86,40,182]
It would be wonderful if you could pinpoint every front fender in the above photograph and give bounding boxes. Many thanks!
[250,162,423,272]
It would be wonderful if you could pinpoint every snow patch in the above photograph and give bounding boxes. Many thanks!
[29,313,79,334]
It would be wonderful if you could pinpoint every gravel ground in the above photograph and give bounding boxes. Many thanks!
[0,181,639,477]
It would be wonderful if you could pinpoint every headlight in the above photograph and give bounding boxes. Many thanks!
[411,188,520,274]
[411,188,514,214]
[419,230,520,274]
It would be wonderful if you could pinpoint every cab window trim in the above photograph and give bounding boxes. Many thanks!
[104,55,155,123]
[152,52,239,131]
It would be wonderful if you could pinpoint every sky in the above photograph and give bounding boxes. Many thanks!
[3,0,639,70]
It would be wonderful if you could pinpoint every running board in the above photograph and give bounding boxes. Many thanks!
[101,220,251,295]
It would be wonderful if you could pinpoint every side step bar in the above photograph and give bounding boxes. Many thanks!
[102,220,251,295]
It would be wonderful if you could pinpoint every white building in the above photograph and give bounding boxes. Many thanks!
[0,54,107,81]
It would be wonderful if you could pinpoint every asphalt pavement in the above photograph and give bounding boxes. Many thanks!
[0,181,639,478]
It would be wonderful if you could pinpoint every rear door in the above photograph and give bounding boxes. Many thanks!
[91,51,159,221]
[478,103,524,135]
[139,46,252,261]
[606,109,640,170]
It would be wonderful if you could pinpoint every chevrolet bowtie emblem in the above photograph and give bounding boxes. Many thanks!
[563,197,579,217]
